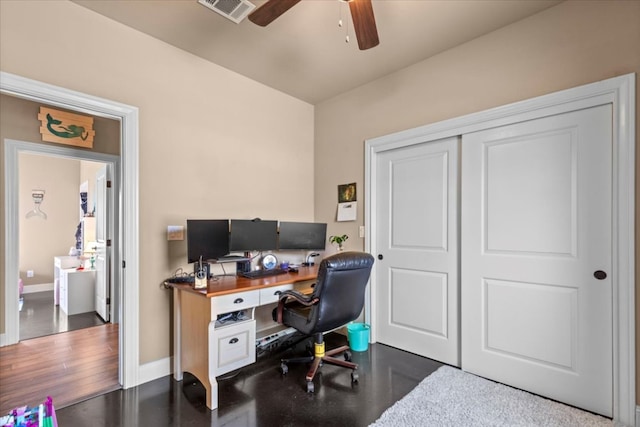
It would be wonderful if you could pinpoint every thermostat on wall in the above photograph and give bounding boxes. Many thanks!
[167,225,184,241]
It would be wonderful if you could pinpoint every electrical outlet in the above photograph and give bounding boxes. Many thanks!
[27,270,34,278]
[359,226,365,238]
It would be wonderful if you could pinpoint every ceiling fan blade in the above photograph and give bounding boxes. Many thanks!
[349,0,379,50]
[248,0,301,26]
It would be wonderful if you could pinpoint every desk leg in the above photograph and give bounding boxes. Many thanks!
[207,321,219,410]
[180,290,218,410]
[173,288,182,381]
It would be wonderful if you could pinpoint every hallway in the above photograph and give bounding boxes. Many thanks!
[0,323,119,413]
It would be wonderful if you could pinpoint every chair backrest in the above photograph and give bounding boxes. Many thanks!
[307,251,375,333]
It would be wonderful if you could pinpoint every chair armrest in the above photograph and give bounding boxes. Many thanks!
[278,289,317,305]
[275,290,319,324]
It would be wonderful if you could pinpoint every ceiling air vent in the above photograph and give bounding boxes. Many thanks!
[198,0,256,24]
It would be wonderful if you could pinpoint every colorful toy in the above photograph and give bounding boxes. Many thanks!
[0,396,57,427]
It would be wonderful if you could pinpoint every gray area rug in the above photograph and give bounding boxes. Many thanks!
[370,365,612,426]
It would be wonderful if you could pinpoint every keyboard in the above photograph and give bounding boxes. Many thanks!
[240,268,288,279]
[167,276,194,284]
[215,255,249,263]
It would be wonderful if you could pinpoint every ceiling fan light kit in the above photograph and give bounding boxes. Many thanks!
[248,0,380,50]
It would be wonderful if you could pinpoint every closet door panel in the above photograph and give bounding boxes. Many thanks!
[375,136,459,366]
[461,104,612,417]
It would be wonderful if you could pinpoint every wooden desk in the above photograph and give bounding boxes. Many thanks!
[169,266,318,410]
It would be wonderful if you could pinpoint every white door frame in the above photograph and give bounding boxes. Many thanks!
[1,71,140,389]
[365,73,635,426]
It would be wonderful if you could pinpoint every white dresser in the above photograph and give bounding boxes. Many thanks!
[59,269,95,315]
[54,256,95,315]
[53,256,81,305]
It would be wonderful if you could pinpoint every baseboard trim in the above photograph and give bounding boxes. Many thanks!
[138,356,172,386]
[635,405,639,427]
[22,283,54,294]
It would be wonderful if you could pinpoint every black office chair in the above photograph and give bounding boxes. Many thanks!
[272,251,375,393]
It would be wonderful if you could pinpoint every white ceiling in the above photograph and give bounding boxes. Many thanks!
[72,0,561,105]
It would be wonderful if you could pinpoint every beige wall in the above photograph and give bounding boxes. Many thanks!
[18,155,106,289]
[314,0,640,405]
[0,1,315,364]
[19,154,81,287]
[0,94,121,156]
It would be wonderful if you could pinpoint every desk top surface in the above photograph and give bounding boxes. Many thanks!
[168,265,319,298]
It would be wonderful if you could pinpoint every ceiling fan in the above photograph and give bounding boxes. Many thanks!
[248,0,380,50]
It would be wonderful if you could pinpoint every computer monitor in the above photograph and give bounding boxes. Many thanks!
[229,219,278,252]
[278,221,327,250]
[186,219,230,263]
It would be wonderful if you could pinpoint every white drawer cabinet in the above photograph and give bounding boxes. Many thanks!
[259,284,294,305]
[211,290,259,314]
[59,269,95,315]
[213,320,256,376]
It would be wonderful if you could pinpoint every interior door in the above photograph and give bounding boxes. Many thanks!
[94,165,110,322]
[375,137,460,366]
[461,105,612,416]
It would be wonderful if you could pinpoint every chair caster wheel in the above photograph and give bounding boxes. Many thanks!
[280,363,288,375]
[351,371,359,383]
[344,350,352,361]
[306,381,315,393]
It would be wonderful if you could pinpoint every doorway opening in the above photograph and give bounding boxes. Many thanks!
[1,71,140,389]
[18,154,115,342]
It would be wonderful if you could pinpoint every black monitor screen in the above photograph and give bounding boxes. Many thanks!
[229,219,278,252]
[278,222,327,250]
[186,219,230,263]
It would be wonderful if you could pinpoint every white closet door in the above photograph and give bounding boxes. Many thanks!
[461,105,612,416]
[94,165,110,322]
[375,137,460,366]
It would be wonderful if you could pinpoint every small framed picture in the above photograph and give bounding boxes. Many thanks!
[338,183,357,203]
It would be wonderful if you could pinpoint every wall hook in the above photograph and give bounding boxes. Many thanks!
[25,189,47,219]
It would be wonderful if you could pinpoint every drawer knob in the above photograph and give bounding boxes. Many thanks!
[233,298,244,304]
[229,338,239,344]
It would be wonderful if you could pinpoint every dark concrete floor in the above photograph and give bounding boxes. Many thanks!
[55,333,444,426]
[20,290,105,341]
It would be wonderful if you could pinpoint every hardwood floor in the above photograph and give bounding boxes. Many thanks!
[19,291,105,341]
[0,323,120,414]
[54,333,445,426]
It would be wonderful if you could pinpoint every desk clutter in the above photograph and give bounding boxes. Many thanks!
[216,310,248,326]
[1,396,57,427]
[255,327,297,352]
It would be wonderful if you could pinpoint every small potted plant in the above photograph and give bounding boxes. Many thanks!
[329,234,349,251]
